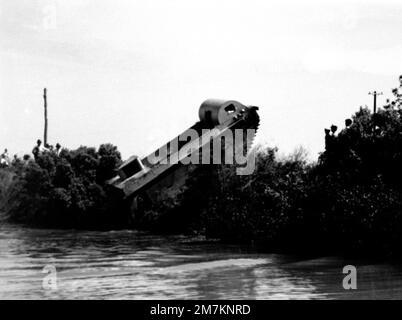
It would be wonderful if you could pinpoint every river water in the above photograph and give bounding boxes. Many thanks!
[1,224,402,300]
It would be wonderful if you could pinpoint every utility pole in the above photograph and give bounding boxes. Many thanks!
[43,88,48,145]
[368,91,383,114]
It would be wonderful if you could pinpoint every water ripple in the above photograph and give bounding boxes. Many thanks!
[1,225,402,299]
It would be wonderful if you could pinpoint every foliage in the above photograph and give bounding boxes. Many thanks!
[0,144,124,229]
[181,75,402,257]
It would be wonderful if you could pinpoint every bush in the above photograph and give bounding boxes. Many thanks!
[1,144,125,229]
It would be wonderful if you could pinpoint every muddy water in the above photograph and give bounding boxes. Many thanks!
[0,225,402,299]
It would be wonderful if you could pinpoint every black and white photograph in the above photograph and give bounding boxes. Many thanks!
[1,0,402,306]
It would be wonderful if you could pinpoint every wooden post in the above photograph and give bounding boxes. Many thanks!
[43,88,48,145]
[369,91,383,114]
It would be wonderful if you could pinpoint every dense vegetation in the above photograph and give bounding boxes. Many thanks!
[0,144,125,229]
[1,76,402,257]
[169,76,402,257]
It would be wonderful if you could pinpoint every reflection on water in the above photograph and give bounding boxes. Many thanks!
[1,224,402,299]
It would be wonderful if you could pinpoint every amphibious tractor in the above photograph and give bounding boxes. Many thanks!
[108,99,260,217]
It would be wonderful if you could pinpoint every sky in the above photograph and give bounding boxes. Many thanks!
[1,0,402,160]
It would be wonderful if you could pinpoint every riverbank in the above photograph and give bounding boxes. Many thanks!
[1,135,402,258]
